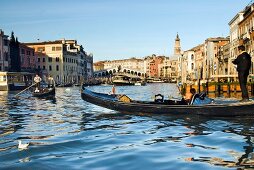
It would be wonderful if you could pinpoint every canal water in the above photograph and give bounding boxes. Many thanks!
[0,83,253,170]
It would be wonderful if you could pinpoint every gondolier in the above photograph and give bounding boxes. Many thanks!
[34,74,42,92]
[47,75,55,88]
[232,45,251,102]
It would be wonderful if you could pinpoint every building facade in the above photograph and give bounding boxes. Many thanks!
[25,39,92,84]
[19,43,36,72]
[0,29,9,71]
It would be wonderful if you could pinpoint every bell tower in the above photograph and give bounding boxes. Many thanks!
[174,33,181,55]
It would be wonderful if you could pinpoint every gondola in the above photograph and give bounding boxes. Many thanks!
[32,87,56,98]
[81,88,254,117]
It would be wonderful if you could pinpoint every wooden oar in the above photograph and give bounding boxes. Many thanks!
[14,82,37,98]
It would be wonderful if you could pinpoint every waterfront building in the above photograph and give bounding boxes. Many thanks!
[168,58,178,82]
[203,37,230,82]
[144,54,164,78]
[25,39,91,85]
[93,61,105,71]
[85,53,94,79]
[228,12,244,80]
[183,50,195,83]
[0,29,9,71]
[215,41,231,81]
[238,3,254,77]
[158,57,170,78]
[19,43,36,72]
[192,44,205,82]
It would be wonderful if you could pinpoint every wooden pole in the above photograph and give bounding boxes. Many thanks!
[14,83,37,97]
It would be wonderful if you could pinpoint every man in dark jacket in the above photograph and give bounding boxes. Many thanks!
[232,45,251,102]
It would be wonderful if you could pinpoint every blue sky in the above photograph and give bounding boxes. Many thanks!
[0,0,252,61]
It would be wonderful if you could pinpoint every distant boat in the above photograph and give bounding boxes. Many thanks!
[134,81,146,86]
[0,71,33,91]
[146,78,164,83]
[150,78,165,83]
[112,75,134,86]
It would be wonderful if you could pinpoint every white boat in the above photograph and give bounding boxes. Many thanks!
[146,78,164,83]
[134,81,146,86]
[113,75,134,86]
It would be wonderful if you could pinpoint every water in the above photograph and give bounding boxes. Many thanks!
[0,84,253,170]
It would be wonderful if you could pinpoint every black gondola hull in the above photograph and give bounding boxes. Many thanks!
[81,88,254,117]
[32,87,56,98]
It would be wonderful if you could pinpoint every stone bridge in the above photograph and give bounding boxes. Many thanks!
[94,67,146,78]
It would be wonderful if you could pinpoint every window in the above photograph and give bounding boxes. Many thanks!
[38,66,40,69]
[56,57,59,62]
[26,51,31,55]
[48,57,52,62]
[21,49,25,54]
[4,39,8,46]
[37,47,45,52]
[43,66,45,70]
[56,47,62,51]
[38,58,40,62]
[56,65,59,71]
[49,65,52,71]
[52,47,56,51]
[5,52,8,61]
[43,58,45,62]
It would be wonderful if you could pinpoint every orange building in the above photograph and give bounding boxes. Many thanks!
[93,61,105,71]
[145,54,164,78]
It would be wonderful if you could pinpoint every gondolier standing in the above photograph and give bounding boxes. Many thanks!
[232,45,251,102]
[34,74,42,92]
[47,75,54,88]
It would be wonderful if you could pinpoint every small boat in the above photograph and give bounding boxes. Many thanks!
[32,87,55,98]
[81,88,254,116]
[134,81,146,86]
[112,75,134,86]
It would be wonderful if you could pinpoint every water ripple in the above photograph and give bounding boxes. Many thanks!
[0,85,253,169]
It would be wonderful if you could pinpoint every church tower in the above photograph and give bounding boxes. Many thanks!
[174,33,181,55]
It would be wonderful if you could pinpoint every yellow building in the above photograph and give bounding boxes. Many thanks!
[25,39,91,85]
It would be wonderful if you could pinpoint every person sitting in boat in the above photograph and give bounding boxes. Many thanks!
[187,88,199,105]
[34,74,42,93]
[188,88,213,105]
[47,75,54,88]
[111,85,116,95]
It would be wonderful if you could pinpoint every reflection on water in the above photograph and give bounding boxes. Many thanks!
[0,84,253,170]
